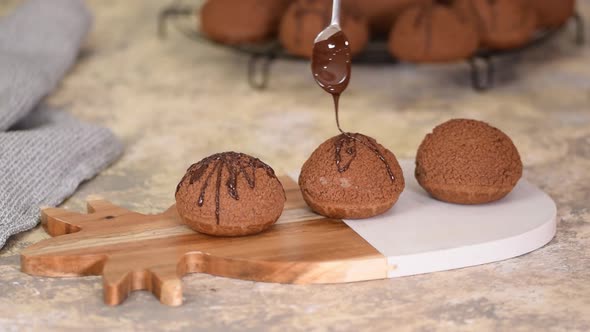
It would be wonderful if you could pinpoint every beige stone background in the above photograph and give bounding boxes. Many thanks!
[1,0,590,331]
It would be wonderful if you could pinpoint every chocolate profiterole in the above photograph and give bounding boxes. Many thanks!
[200,0,291,45]
[388,0,479,63]
[524,0,576,28]
[175,152,285,236]
[469,0,537,50]
[415,119,523,205]
[299,133,405,219]
[343,0,430,35]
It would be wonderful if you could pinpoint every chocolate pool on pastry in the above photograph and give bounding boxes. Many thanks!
[299,133,405,219]
[175,152,286,236]
[415,119,523,205]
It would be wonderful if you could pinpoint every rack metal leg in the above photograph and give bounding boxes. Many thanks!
[158,6,193,39]
[573,12,585,46]
[468,56,494,92]
[248,51,276,90]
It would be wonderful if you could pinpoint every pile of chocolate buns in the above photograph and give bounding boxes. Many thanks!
[200,0,576,63]
[175,119,523,237]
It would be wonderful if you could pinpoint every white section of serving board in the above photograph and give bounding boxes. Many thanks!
[290,159,557,278]
[345,160,557,278]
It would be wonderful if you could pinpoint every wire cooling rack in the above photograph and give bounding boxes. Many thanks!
[158,1,585,91]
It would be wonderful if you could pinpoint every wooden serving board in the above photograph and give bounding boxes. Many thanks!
[20,176,386,306]
[20,161,557,307]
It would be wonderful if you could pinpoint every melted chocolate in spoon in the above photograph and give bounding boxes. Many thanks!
[311,31,351,133]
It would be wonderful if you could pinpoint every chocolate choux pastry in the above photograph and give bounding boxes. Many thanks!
[388,0,480,63]
[176,152,286,236]
[469,0,537,50]
[415,119,523,205]
[200,0,291,44]
[524,0,575,28]
[299,133,405,219]
[343,0,430,35]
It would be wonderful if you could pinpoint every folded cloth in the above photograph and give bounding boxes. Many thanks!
[0,108,123,248]
[0,0,92,130]
[0,0,123,249]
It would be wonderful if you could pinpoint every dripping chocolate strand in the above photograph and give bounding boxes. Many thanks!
[362,137,396,182]
[334,94,343,133]
[214,158,223,224]
[197,158,220,207]
[225,160,240,200]
[334,134,357,172]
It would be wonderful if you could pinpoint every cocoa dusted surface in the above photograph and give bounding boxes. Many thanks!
[299,133,404,218]
[415,119,523,204]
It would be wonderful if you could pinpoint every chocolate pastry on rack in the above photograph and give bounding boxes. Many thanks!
[524,0,576,28]
[388,0,480,63]
[176,152,286,236]
[343,0,430,35]
[299,133,405,219]
[469,0,537,50]
[279,0,369,58]
[415,119,523,205]
[200,0,291,44]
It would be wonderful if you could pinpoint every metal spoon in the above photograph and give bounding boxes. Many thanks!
[314,0,342,43]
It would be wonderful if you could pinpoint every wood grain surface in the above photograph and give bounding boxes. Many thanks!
[20,176,388,306]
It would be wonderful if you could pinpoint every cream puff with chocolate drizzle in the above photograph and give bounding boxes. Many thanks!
[176,152,285,236]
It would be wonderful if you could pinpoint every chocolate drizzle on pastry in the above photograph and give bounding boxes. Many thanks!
[176,152,277,224]
[334,133,395,182]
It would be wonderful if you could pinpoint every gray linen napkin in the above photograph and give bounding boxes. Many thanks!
[0,0,123,248]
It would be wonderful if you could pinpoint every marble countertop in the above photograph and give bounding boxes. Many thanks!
[1,0,589,330]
